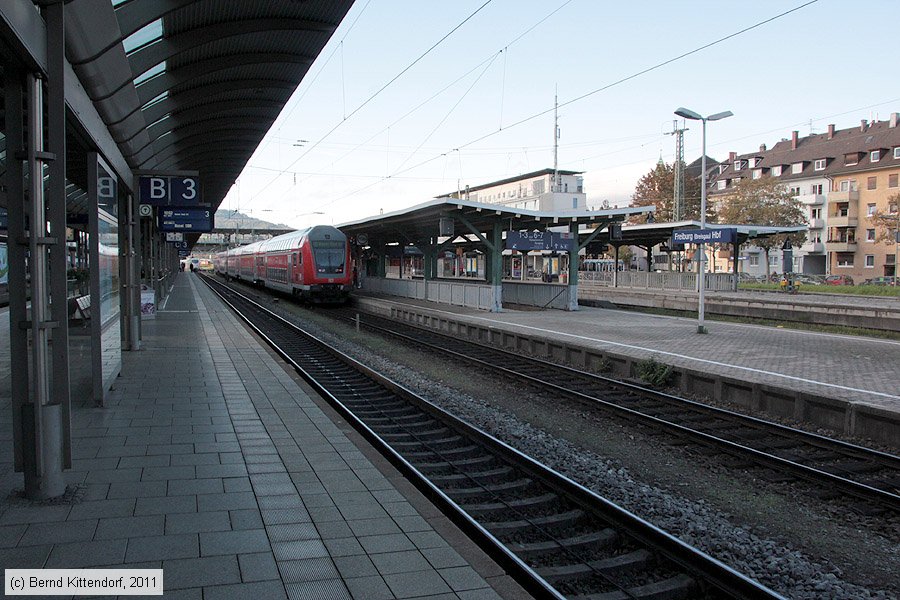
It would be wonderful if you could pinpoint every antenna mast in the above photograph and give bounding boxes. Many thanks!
[553,88,559,192]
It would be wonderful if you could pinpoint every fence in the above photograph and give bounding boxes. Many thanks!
[579,270,735,292]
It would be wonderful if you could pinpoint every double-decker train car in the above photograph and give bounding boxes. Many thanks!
[214,225,352,303]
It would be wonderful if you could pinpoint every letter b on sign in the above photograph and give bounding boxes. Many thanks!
[150,177,167,199]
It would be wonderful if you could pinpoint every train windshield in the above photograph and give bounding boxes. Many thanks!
[312,240,345,274]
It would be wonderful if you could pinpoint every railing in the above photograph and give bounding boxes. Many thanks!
[579,270,735,292]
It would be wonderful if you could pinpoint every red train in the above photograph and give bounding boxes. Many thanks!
[214,225,352,303]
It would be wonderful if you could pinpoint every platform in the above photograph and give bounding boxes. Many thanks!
[354,292,900,446]
[0,275,523,599]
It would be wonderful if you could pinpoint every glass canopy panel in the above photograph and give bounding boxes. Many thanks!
[123,18,162,55]
[134,61,165,86]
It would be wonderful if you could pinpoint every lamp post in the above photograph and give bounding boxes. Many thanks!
[674,107,733,333]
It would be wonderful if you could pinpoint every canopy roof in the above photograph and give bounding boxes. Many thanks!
[594,220,807,247]
[338,198,653,244]
[63,0,353,211]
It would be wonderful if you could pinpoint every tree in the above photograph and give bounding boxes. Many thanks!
[630,160,704,223]
[716,178,807,276]
[870,193,900,244]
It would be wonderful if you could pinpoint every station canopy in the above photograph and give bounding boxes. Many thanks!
[592,220,808,248]
[63,0,354,212]
[338,198,653,246]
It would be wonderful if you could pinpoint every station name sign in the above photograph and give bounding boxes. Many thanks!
[139,175,201,207]
[671,228,736,246]
[506,231,574,252]
[159,208,214,232]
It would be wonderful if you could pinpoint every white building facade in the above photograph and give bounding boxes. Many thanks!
[440,168,587,212]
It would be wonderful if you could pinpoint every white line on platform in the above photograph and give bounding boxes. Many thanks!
[391,301,900,401]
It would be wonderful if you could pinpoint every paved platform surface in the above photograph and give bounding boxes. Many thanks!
[0,276,520,599]
[356,292,900,414]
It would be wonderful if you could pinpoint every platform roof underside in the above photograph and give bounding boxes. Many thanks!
[64,0,353,212]
[338,198,654,244]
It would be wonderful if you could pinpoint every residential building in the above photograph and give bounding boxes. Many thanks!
[708,115,900,279]
[439,168,586,212]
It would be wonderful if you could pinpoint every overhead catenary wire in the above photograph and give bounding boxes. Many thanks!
[250,0,495,203]
[310,0,820,210]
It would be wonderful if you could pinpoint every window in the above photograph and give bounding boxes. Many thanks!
[789,186,801,197]
[769,254,779,265]
[890,174,898,188]
[734,160,742,170]
[572,198,578,209]
[749,255,759,266]
[752,169,762,179]
[771,165,782,176]
[814,159,826,171]
[532,180,544,195]
[895,147,900,159]
[867,203,877,216]
[811,208,822,219]
[811,183,823,194]
[871,150,881,162]
[866,229,876,241]
[717,180,726,190]
[865,255,875,267]
[867,176,877,190]
[836,253,854,267]
[845,153,859,166]
[792,162,803,174]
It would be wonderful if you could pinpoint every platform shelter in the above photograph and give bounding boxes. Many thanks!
[0,1,353,499]
[338,198,652,312]
[582,221,807,292]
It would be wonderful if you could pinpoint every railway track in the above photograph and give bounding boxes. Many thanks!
[208,274,900,514]
[323,304,900,516]
[202,275,782,600]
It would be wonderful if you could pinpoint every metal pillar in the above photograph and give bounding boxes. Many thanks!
[489,221,503,312]
[124,193,140,350]
[7,69,67,499]
[567,221,579,311]
[45,0,72,471]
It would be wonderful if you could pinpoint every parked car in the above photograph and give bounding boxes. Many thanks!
[824,274,854,286]
[795,274,825,286]
[861,276,897,286]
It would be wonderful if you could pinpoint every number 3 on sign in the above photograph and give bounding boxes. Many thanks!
[182,178,196,200]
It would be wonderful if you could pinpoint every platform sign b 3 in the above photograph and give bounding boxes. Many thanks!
[139,175,201,207]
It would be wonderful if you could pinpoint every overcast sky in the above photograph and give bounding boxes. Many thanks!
[222,0,899,229]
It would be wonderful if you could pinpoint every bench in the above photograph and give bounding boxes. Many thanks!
[68,294,91,325]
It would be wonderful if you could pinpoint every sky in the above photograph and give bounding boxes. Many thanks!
[222,0,900,230]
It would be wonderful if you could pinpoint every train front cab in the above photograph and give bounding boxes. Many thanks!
[296,226,352,303]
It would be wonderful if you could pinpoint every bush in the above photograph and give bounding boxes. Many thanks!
[635,356,673,387]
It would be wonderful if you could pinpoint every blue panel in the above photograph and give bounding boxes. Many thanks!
[159,207,213,232]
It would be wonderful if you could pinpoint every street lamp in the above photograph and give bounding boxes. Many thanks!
[674,107,733,333]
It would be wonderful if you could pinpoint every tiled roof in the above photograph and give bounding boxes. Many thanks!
[709,116,900,190]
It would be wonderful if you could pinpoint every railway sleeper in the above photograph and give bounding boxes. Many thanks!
[464,492,559,516]
[577,572,697,600]
[414,454,498,471]
[538,548,653,581]
[403,444,484,460]
[482,508,586,534]
[507,528,619,559]
[388,435,464,448]
[425,466,515,484]
[444,477,536,499]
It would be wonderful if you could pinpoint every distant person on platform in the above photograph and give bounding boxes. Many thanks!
[189,263,195,272]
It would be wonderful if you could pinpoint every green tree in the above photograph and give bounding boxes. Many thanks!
[870,193,899,244]
[716,178,807,276]
[630,160,704,223]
